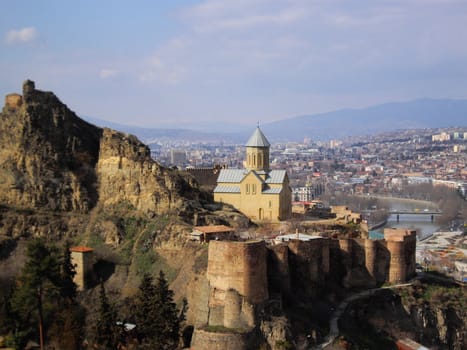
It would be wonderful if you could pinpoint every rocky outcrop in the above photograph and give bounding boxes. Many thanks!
[0,80,205,239]
[339,286,467,350]
[97,128,199,216]
[0,80,101,212]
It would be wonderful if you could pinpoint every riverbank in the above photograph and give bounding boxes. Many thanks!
[359,195,439,210]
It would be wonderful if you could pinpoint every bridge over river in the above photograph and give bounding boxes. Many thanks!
[388,209,441,214]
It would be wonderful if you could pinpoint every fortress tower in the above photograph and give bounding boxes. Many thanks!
[206,240,268,328]
[384,228,416,283]
[4,93,22,110]
[70,246,94,290]
[364,238,377,279]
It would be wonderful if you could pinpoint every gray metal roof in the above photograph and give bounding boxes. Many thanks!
[217,169,286,185]
[265,170,287,184]
[245,127,270,147]
[216,169,247,183]
[262,187,282,194]
[213,185,241,193]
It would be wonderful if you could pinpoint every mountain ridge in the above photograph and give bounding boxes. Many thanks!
[83,98,467,143]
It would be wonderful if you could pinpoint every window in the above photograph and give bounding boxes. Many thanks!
[246,184,250,194]
[252,184,256,194]
[269,200,272,208]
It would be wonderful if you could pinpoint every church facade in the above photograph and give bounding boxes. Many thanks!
[213,127,292,222]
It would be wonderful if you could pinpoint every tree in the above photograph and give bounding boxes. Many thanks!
[154,270,181,349]
[134,271,187,349]
[47,242,84,350]
[10,238,61,350]
[95,282,118,350]
[60,241,77,301]
[135,273,157,340]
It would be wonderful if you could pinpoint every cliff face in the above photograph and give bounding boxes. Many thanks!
[97,128,199,216]
[0,80,101,212]
[339,284,467,350]
[0,80,199,228]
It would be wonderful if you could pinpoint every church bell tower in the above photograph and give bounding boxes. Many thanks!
[245,126,270,172]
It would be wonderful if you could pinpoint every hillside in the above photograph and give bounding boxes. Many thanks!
[0,80,250,328]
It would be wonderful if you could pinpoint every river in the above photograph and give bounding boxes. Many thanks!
[378,213,440,240]
[372,197,441,239]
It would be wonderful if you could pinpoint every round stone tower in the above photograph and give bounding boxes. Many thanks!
[207,240,268,305]
[224,289,243,329]
[339,238,353,270]
[387,240,406,283]
[364,239,376,279]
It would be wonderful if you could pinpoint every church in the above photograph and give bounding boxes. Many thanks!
[213,127,292,222]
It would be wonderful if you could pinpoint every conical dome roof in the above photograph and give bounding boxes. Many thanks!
[245,127,270,147]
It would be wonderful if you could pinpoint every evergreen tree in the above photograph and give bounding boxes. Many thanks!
[95,282,118,350]
[135,273,157,340]
[134,271,186,349]
[49,242,84,350]
[10,238,61,350]
[155,270,180,349]
[60,241,77,302]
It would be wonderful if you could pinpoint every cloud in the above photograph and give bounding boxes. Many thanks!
[99,69,120,79]
[181,0,307,32]
[134,0,467,122]
[5,27,38,44]
[139,54,186,85]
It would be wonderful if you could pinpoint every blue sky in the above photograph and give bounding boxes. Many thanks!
[1,0,467,128]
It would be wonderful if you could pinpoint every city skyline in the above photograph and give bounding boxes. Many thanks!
[1,0,467,129]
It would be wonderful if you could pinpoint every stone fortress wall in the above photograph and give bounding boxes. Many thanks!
[206,240,268,329]
[192,228,417,349]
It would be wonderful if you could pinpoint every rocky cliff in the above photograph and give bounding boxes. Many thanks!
[338,281,467,350]
[0,80,102,212]
[0,80,205,238]
[0,81,251,333]
[0,81,206,220]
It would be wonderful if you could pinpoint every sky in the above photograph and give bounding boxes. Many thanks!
[1,0,467,129]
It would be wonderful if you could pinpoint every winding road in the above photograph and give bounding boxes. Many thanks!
[309,282,412,350]
[309,272,461,349]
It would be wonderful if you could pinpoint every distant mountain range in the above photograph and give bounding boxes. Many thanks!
[83,98,467,143]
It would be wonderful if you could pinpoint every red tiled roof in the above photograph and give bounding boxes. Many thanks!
[70,246,94,253]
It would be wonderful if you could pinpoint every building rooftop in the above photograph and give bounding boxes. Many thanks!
[245,126,270,147]
[274,233,322,242]
[70,246,94,253]
[216,169,286,184]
